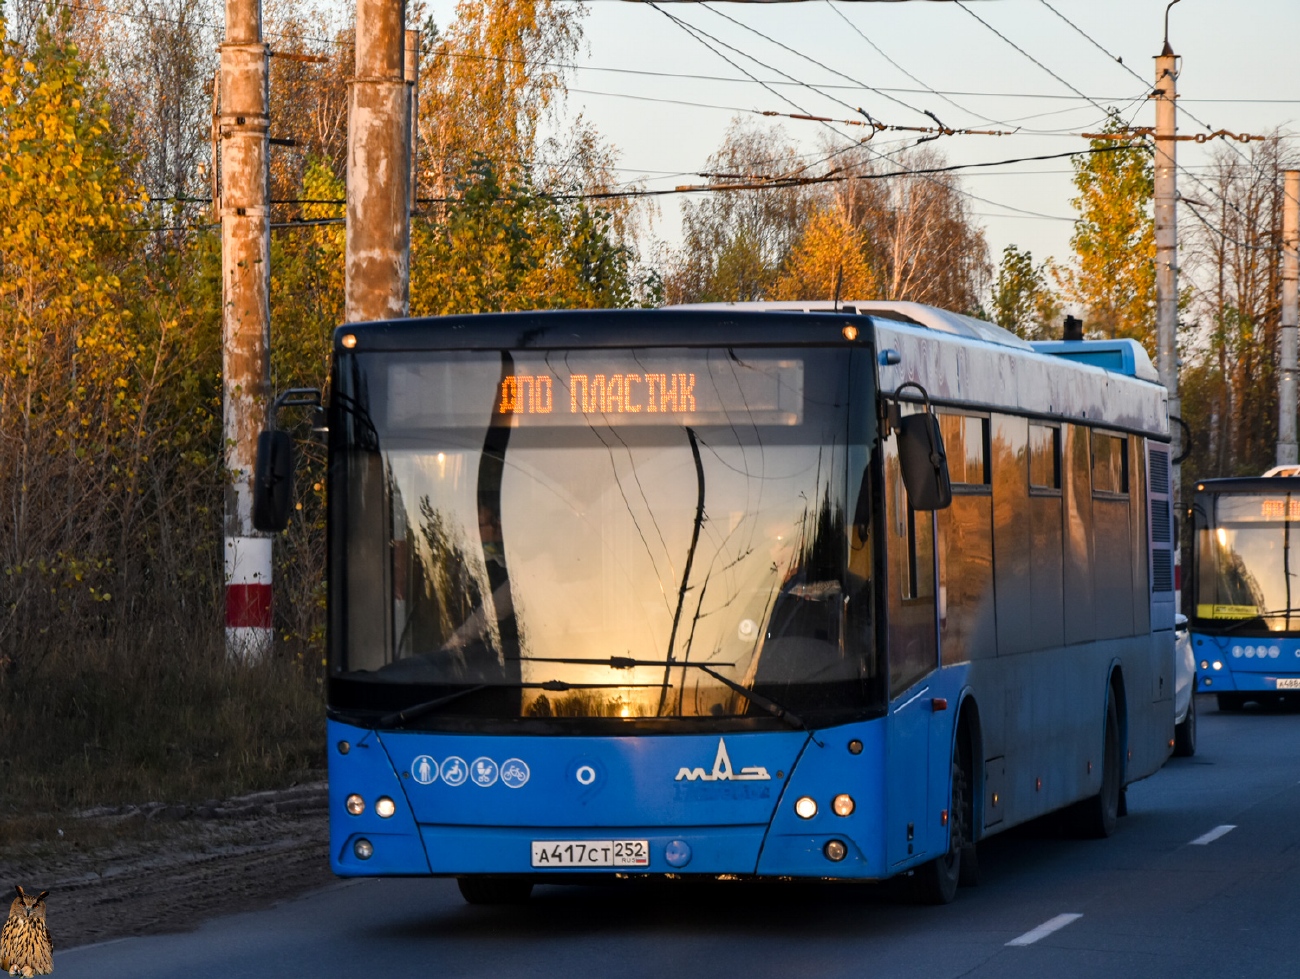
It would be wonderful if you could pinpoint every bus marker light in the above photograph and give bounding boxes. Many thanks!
[341,333,357,349]
[1169,739,1175,749]
[375,797,396,818]
[992,793,999,807]
[842,325,859,341]
[847,740,863,755]
[665,840,692,868]
[824,840,847,862]
[931,698,948,712]
[940,809,948,826]
[795,796,818,819]
[1205,677,1213,686]
[338,741,351,755]
[346,794,365,816]
[354,838,374,860]
[832,794,855,817]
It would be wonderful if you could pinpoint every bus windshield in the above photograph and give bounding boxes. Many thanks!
[1195,491,1300,633]
[328,346,880,729]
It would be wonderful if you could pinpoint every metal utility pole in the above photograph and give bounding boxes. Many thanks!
[219,0,272,662]
[1279,170,1299,466]
[346,0,410,322]
[1154,41,1179,476]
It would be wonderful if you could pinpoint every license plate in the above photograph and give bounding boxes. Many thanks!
[531,839,650,868]
[1277,678,1300,690]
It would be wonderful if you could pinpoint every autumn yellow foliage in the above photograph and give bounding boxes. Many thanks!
[0,17,145,571]
[773,204,879,303]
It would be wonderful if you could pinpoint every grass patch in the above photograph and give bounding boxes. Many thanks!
[0,626,325,816]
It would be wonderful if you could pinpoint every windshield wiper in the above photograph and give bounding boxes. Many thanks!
[511,655,736,670]
[689,662,820,742]
[370,679,669,730]
[510,654,815,739]
[1216,608,1300,633]
[373,685,489,729]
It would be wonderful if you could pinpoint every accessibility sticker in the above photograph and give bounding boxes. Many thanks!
[441,756,468,786]
[471,757,499,787]
[500,758,530,788]
[411,755,439,785]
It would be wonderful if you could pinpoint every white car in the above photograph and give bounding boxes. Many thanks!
[1173,613,1196,756]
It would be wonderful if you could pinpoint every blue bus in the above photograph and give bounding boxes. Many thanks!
[1190,473,1300,708]
[258,301,1176,904]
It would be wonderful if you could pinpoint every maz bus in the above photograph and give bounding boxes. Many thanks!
[1191,471,1300,708]
[256,301,1176,905]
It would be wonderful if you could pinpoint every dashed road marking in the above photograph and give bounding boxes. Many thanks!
[1190,824,1237,845]
[1006,913,1083,947]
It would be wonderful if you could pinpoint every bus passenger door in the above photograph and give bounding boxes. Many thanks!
[884,439,940,867]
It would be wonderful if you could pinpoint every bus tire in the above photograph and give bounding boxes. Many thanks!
[1077,696,1121,839]
[456,876,534,905]
[1173,689,1197,757]
[953,724,980,887]
[914,745,966,904]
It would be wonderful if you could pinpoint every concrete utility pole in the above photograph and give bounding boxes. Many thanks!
[1154,41,1179,476]
[219,0,273,661]
[1279,170,1299,466]
[346,0,410,322]
[406,29,421,218]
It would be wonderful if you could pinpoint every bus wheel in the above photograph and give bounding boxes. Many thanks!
[1173,689,1197,757]
[914,749,965,904]
[1077,696,1121,839]
[457,876,534,905]
[953,729,979,887]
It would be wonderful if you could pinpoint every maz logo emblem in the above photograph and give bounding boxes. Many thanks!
[675,738,771,782]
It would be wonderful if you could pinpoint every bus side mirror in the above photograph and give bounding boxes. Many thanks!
[253,429,294,532]
[898,411,952,511]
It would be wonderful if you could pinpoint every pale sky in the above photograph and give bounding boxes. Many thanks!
[426,0,1300,282]
[428,0,1300,275]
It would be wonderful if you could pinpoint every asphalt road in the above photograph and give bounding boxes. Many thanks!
[59,695,1300,979]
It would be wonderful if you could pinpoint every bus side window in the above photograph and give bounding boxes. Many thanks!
[1092,430,1134,639]
[937,411,995,665]
[887,440,937,697]
[941,413,990,487]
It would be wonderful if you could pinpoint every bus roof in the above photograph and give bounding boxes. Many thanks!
[334,305,1170,438]
[669,300,1028,349]
[1030,339,1159,383]
[1195,476,1300,494]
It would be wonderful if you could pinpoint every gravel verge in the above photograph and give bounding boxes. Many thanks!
[0,782,337,949]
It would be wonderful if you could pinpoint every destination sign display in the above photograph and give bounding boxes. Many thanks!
[490,356,803,427]
[382,352,804,431]
[496,372,698,418]
[1259,498,1300,520]
[1216,495,1300,523]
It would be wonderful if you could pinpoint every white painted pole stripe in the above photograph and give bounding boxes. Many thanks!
[1006,913,1083,947]
[1189,824,1237,846]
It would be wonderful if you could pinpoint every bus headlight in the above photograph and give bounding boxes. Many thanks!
[345,794,365,815]
[1212,661,1222,670]
[832,794,855,817]
[375,796,396,818]
[795,796,818,819]
[1200,660,1209,671]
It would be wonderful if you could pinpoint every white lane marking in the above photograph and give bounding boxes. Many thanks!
[1006,913,1083,947]
[1189,824,1237,845]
